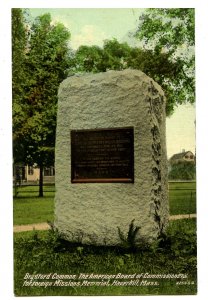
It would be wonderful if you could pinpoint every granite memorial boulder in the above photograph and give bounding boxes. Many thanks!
[55,69,169,246]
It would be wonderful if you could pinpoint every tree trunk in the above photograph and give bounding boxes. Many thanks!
[39,162,44,197]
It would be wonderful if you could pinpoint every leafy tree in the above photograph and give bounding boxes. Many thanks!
[12,8,28,164]
[73,39,131,72]
[12,9,27,102]
[73,45,104,72]
[102,39,131,70]
[73,39,187,115]
[13,12,71,196]
[135,8,195,115]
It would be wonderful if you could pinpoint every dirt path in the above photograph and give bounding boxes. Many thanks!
[169,213,196,221]
[13,214,197,233]
[13,222,50,233]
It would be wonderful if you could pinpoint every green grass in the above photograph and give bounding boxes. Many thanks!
[13,185,54,225]
[13,184,197,295]
[13,182,196,225]
[14,219,197,296]
[169,182,196,215]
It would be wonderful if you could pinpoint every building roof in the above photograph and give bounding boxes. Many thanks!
[169,151,194,161]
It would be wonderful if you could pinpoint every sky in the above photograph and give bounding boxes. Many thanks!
[29,8,195,158]
[29,8,143,49]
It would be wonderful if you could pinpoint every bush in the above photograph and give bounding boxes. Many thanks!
[169,161,196,180]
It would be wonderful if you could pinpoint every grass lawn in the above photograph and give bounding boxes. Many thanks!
[169,181,196,215]
[13,184,197,296]
[14,219,197,296]
[13,182,196,225]
[13,185,55,225]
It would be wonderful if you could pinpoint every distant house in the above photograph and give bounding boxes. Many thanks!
[13,164,55,184]
[168,150,196,180]
[25,165,55,182]
[169,150,195,165]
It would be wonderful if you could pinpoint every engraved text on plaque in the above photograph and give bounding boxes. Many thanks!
[71,127,134,183]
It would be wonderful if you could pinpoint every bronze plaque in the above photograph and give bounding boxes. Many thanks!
[71,127,134,183]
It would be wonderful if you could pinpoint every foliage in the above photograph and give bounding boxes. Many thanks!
[136,9,194,53]
[72,45,105,72]
[157,219,197,257]
[72,40,130,73]
[21,13,71,164]
[117,219,141,250]
[169,161,196,180]
[12,10,71,196]
[12,9,28,106]
[73,38,191,115]
[12,9,29,163]
[135,8,195,115]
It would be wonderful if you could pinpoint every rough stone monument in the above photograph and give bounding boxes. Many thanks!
[55,69,169,246]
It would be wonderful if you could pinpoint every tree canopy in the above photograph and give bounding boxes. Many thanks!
[12,9,71,195]
[12,8,28,163]
[71,9,195,115]
[73,38,189,115]
[135,8,195,115]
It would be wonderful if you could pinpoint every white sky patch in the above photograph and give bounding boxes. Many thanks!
[50,15,74,31]
[166,103,195,158]
[70,24,107,49]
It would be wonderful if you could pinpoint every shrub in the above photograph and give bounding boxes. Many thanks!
[117,219,141,250]
[169,161,196,180]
